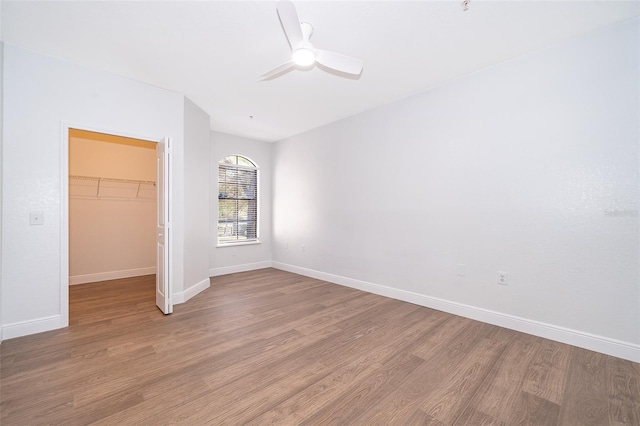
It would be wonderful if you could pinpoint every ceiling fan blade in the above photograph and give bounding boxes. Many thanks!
[259,61,296,80]
[315,49,364,76]
[277,0,304,51]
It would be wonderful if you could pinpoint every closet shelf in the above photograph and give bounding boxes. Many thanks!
[69,175,156,200]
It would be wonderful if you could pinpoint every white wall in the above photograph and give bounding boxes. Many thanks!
[69,136,156,284]
[210,131,272,276]
[1,44,186,338]
[180,97,211,302]
[272,19,639,361]
[0,40,4,343]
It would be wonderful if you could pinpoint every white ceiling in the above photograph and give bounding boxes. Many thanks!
[2,1,639,142]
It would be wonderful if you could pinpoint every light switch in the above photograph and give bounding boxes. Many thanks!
[30,211,44,225]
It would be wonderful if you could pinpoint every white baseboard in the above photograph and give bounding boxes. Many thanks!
[209,261,272,277]
[272,262,640,363]
[69,267,156,285]
[173,277,210,304]
[2,315,62,340]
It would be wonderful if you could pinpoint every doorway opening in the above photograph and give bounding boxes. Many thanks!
[64,127,171,326]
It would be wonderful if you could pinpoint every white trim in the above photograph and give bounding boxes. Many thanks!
[209,261,272,277]
[173,277,210,304]
[219,154,260,170]
[69,267,156,285]
[61,124,70,328]
[2,315,62,340]
[271,262,640,363]
[65,122,166,144]
[62,122,172,328]
[216,240,261,248]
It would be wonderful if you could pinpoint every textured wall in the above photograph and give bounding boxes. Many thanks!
[2,44,184,334]
[182,98,211,294]
[272,19,639,348]
[69,136,156,282]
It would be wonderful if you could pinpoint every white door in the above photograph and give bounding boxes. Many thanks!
[156,137,172,314]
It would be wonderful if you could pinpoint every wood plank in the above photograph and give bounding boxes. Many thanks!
[244,357,385,425]
[350,318,492,425]
[558,346,609,425]
[607,356,640,425]
[138,301,425,424]
[299,354,425,425]
[464,333,540,424]
[420,328,512,424]
[521,337,571,405]
[404,409,448,425]
[508,391,561,425]
[1,269,638,425]
[454,407,503,426]
[247,307,447,425]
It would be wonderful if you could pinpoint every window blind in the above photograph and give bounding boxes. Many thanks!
[218,164,258,243]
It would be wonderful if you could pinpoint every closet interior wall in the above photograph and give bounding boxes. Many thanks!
[69,130,157,285]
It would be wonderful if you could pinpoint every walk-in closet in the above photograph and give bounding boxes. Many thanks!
[68,129,157,320]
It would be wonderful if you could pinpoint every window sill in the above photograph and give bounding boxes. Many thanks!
[217,240,261,248]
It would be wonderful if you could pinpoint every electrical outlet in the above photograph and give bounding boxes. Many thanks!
[457,264,466,277]
[301,245,306,253]
[498,271,508,285]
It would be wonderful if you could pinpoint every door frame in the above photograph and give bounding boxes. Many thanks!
[61,123,173,327]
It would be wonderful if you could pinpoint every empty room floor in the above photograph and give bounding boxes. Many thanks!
[1,268,638,425]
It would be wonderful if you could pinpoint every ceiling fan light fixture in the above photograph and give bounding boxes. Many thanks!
[260,1,363,80]
[292,48,315,67]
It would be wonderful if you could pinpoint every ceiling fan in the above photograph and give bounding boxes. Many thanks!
[260,0,364,80]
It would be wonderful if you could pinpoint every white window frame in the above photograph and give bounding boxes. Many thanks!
[217,155,260,246]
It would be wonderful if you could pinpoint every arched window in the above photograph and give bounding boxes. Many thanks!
[218,155,258,244]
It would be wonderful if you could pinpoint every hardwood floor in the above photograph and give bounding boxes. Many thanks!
[1,268,638,425]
